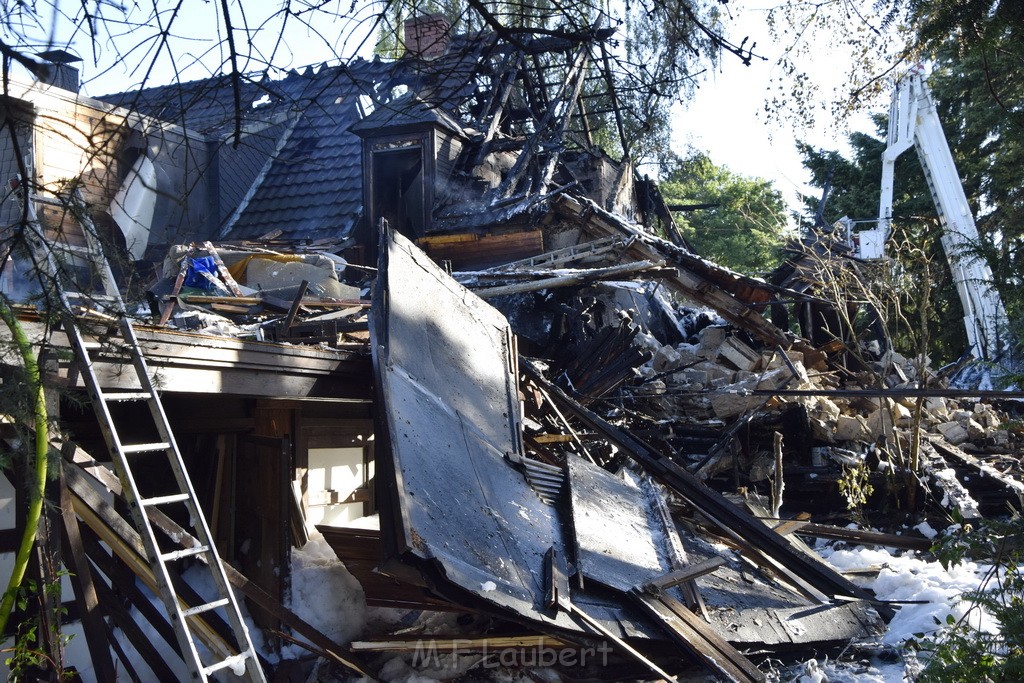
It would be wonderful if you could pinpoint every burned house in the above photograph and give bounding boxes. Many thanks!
[0,14,1021,683]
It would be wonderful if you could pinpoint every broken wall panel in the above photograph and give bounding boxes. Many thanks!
[567,457,680,592]
[371,227,567,620]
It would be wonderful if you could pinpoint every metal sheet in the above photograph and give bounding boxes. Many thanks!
[567,457,674,591]
[371,228,566,618]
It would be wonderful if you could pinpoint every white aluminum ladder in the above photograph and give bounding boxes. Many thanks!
[20,188,266,682]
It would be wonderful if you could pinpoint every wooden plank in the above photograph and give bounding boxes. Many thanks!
[63,464,240,666]
[531,433,574,444]
[350,635,573,653]
[58,471,118,683]
[202,241,244,297]
[473,259,665,299]
[78,528,180,682]
[793,523,933,551]
[416,233,479,246]
[79,523,183,662]
[179,295,369,308]
[645,556,726,592]
[159,247,193,325]
[421,229,544,269]
[631,589,765,683]
[564,600,680,682]
[282,280,310,331]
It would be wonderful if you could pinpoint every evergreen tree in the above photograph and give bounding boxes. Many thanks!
[797,121,969,364]
[927,37,1024,314]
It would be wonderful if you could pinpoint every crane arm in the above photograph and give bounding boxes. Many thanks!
[857,66,1009,363]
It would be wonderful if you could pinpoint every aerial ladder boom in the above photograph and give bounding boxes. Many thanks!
[858,65,1010,365]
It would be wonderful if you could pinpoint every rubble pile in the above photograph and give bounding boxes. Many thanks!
[147,240,371,349]
[628,327,1023,523]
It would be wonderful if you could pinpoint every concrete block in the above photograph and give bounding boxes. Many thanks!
[834,415,871,443]
[693,361,735,383]
[674,367,709,387]
[717,336,761,371]
[810,417,836,443]
[966,419,986,440]
[937,420,970,445]
[698,326,727,355]
[652,344,683,373]
[674,343,702,366]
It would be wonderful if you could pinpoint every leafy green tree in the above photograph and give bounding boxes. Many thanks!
[660,152,789,275]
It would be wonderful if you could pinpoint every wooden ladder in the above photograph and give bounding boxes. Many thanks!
[19,187,267,682]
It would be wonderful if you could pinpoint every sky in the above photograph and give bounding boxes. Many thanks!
[672,0,880,222]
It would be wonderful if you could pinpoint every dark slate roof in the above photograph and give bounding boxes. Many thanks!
[98,31,595,244]
[350,92,467,138]
[101,56,470,243]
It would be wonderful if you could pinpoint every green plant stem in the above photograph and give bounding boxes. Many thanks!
[0,298,48,636]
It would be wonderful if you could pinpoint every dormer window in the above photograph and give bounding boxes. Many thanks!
[370,139,426,239]
[350,93,466,260]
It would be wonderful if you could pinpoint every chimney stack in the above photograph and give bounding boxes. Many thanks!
[36,50,82,93]
[403,14,452,60]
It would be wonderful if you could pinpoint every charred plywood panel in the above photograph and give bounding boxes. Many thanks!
[567,458,678,592]
[371,228,566,618]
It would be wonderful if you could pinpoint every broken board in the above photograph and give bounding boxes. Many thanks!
[567,457,681,592]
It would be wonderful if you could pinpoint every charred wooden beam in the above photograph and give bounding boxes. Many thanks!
[78,526,181,682]
[553,195,791,349]
[631,589,765,683]
[58,470,118,682]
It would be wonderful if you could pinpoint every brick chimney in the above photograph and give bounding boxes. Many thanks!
[36,49,81,93]
[404,14,452,59]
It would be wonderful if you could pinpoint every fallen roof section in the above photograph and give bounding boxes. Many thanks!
[362,227,887,681]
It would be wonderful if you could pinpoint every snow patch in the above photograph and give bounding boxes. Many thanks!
[285,533,367,657]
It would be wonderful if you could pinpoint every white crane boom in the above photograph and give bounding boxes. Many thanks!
[855,65,1010,365]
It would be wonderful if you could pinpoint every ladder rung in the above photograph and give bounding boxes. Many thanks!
[203,652,255,677]
[181,598,230,619]
[140,492,191,507]
[121,442,171,454]
[161,544,211,562]
[103,392,152,402]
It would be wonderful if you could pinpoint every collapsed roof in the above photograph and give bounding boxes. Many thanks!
[5,15,1024,683]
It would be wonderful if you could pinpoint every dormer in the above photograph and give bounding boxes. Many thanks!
[351,93,467,247]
